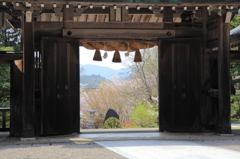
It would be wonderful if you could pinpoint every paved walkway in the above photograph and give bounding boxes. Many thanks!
[1,129,240,158]
[96,140,240,159]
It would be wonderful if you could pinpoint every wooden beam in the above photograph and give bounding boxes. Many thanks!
[35,22,202,42]
[79,39,157,43]
[34,22,201,42]
[163,6,173,29]
[34,21,203,30]
[63,4,73,29]
[34,22,63,42]
[208,51,240,62]
[74,22,165,29]
[217,15,231,134]
[175,28,201,38]
[0,53,23,62]
[21,12,35,137]
[230,52,240,62]
[63,29,175,39]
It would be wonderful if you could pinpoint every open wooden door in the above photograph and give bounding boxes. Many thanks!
[41,37,79,135]
[159,38,201,132]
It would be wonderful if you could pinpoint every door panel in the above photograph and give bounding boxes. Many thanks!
[41,37,79,135]
[159,38,201,132]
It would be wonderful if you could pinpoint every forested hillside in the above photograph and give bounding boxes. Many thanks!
[80,74,107,89]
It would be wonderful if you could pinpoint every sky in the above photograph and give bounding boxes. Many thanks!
[80,46,130,70]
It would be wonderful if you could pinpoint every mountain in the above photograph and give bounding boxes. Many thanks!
[80,64,129,80]
[80,74,107,89]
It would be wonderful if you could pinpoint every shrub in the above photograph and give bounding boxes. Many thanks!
[131,101,158,127]
[103,117,122,129]
[122,121,141,128]
[231,94,240,121]
[94,116,104,128]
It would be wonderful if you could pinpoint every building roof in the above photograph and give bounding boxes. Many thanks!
[231,25,240,35]
[4,0,240,3]
[230,25,240,46]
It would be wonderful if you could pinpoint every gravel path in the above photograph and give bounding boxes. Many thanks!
[0,143,127,159]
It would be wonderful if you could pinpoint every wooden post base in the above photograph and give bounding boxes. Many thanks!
[217,125,232,134]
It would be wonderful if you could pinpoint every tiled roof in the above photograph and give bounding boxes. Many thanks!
[230,25,240,36]
[230,25,240,44]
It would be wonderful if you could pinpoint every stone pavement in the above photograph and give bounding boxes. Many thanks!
[96,140,240,159]
[1,129,240,158]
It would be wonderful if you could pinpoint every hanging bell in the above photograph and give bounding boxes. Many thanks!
[112,50,121,63]
[134,49,142,62]
[93,49,102,61]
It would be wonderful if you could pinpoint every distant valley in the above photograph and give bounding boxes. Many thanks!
[80,64,129,89]
[80,64,128,80]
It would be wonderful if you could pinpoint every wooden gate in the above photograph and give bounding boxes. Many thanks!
[159,38,201,132]
[41,37,79,135]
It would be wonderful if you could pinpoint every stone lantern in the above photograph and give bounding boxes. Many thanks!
[87,108,98,129]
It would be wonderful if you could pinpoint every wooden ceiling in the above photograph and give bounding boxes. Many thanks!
[36,7,184,23]
[37,13,168,23]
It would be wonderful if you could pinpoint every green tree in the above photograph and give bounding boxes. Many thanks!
[131,101,158,127]
[0,27,21,52]
[231,93,240,120]
[0,64,10,107]
[230,15,240,78]
[0,27,21,108]
[230,62,240,78]
[230,14,240,30]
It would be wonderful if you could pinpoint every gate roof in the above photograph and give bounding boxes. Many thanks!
[1,0,240,4]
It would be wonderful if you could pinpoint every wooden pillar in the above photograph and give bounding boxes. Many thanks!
[159,6,173,132]
[63,4,73,29]
[217,15,231,134]
[163,6,173,29]
[201,7,207,131]
[22,11,35,137]
[10,60,23,137]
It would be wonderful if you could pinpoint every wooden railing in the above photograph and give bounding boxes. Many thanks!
[0,107,10,131]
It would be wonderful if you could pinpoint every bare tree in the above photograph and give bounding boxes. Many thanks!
[124,47,158,107]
